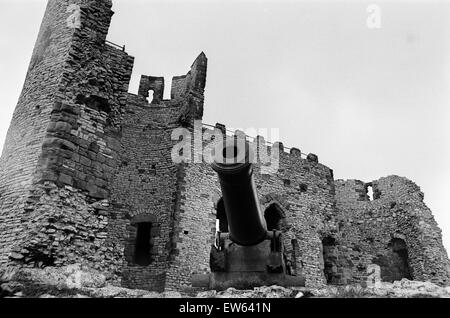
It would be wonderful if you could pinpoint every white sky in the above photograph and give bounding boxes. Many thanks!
[0,0,449,252]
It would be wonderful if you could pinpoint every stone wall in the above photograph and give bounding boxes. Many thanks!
[334,176,450,286]
[165,127,337,289]
[0,0,82,265]
[108,93,184,291]
[107,53,208,291]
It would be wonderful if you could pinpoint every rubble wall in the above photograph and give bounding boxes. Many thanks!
[334,177,450,286]
[1,0,134,273]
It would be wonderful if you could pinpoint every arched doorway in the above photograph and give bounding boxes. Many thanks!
[373,238,412,282]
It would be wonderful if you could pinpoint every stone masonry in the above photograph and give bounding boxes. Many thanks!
[0,0,449,292]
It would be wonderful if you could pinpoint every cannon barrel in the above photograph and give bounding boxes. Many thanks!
[211,139,267,246]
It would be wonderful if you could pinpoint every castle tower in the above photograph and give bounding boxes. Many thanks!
[0,0,84,264]
[0,0,209,292]
[0,0,134,267]
[111,52,208,291]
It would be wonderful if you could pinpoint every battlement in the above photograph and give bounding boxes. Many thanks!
[335,175,425,204]
[135,52,207,107]
[201,122,322,164]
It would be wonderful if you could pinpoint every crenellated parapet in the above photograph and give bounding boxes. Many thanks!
[134,52,207,128]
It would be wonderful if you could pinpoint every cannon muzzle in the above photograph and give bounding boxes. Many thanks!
[211,139,267,246]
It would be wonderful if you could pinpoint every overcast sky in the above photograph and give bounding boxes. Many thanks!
[0,0,449,251]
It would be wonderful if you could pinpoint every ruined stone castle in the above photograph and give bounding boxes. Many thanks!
[0,0,449,292]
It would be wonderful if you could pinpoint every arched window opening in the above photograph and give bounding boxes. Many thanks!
[163,76,173,100]
[264,203,285,231]
[146,89,154,104]
[367,185,374,201]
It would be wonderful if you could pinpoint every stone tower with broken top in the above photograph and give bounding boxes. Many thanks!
[0,0,449,292]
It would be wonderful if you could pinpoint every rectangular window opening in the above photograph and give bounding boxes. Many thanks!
[134,222,152,266]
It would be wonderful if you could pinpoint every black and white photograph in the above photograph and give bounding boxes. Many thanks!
[0,0,449,307]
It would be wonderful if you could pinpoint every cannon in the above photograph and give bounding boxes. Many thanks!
[192,139,305,290]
